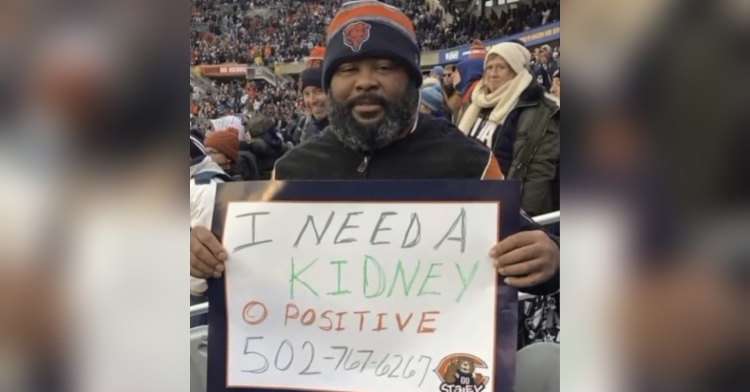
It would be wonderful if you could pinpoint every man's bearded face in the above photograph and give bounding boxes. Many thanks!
[327,83,418,152]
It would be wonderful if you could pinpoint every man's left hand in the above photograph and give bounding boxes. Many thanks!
[489,230,559,288]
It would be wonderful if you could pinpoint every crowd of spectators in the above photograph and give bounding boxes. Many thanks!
[248,80,300,123]
[189,0,561,126]
[190,44,561,130]
[190,0,560,65]
[190,80,242,136]
[426,1,560,50]
[190,78,300,132]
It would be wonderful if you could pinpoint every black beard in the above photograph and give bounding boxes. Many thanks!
[443,83,455,96]
[326,84,418,152]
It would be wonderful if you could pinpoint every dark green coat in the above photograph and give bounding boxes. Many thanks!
[507,83,560,216]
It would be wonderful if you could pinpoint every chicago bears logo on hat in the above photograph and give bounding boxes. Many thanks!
[342,21,371,52]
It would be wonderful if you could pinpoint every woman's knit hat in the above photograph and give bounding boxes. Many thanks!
[322,0,422,91]
[485,42,531,75]
[204,129,239,162]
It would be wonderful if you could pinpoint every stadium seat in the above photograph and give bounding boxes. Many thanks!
[515,342,560,392]
[190,325,209,392]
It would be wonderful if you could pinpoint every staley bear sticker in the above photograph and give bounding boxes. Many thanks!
[434,353,490,392]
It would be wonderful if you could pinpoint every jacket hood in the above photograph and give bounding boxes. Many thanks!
[246,113,276,138]
[517,80,560,113]
[456,57,484,95]
[190,155,225,178]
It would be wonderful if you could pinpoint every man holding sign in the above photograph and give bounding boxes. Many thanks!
[190,2,559,391]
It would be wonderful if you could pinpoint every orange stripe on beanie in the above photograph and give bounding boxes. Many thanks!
[327,1,415,40]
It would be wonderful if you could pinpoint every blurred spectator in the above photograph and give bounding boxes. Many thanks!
[453,40,487,119]
[422,77,454,121]
[305,45,326,68]
[204,129,240,172]
[550,70,560,102]
[444,64,461,111]
[241,113,290,179]
[430,66,444,80]
[538,47,559,77]
[204,128,261,180]
[419,85,450,120]
[293,67,329,144]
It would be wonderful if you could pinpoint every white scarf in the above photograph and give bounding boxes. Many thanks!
[458,70,533,136]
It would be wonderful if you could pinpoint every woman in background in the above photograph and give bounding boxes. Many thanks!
[457,42,559,217]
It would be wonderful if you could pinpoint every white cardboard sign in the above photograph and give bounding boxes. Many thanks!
[222,201,500,392]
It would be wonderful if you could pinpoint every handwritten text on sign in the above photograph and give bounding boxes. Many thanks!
[223,202,500,392]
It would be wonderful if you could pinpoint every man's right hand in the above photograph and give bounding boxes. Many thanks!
[190,226,227,279]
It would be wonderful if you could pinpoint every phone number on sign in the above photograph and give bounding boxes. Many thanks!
[240,337,435,388]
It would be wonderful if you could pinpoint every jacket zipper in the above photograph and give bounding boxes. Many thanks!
[357,154,371,179]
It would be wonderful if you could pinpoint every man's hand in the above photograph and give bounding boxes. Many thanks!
[489,230,559,288]
[190,226,227,279]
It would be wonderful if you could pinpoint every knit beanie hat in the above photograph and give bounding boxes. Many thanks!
[485,42,531,75]
[322,0,422,91]
[204,129,239,162]
[420,87,442,112]
[300,67,323,90]
[431,66,444,78]
[305,46,326,68]
[467,39,487,58]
